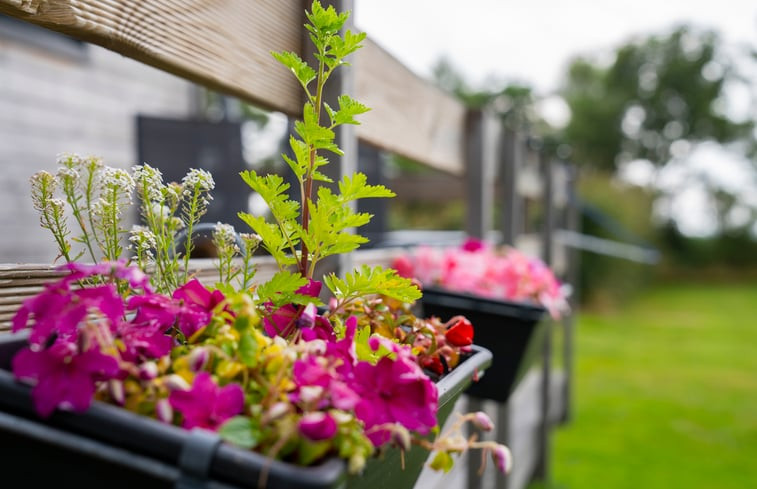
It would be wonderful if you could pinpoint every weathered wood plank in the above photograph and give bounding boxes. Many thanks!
[1,1,467,174]
[355,39,466,175]
[0,249,405,331]
[0,0,304,115]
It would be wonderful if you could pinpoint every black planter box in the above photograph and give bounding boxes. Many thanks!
[0,332,491,489]
[420,287,546,403]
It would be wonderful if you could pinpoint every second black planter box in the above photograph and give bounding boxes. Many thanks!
[420,286,546,403]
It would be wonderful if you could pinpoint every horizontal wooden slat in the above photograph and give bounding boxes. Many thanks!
[0,0,304,115]
[0,250,405,331]
[1,1,467,174]
[355,39,466,175]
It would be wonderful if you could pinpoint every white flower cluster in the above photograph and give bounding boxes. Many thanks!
[129,225,157,260]
[132,164,165,202]
[182,168,215,196]
[101,167,136,198]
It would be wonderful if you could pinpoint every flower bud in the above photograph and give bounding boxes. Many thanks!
[156,398,173,423]
[188,347,210,372]
[299,385,324,404]
[138,361,159,380]
[163,374,191,391]
[298,412,337,441]
[491,444,513,474]
[267,402,289,421]
[108,380,125,406]
[391,426,411,452]
[473,411,494,431]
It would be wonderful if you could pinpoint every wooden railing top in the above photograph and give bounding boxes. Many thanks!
[0,248,405,332]
[0,0,466,174]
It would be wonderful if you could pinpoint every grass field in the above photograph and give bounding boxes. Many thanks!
[540,281,757,489]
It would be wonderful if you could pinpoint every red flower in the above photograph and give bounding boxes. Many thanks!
[445,317,474,347]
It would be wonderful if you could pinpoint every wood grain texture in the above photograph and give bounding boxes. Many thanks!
[0,250,404,331]
[355,39,466,175]
[0,0,304,115]
[1,1,467,174]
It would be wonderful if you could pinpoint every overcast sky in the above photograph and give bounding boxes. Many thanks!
[355,0,757,94]
[354,1,757,237]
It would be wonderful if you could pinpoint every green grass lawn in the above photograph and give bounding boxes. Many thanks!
[543,281,757,489]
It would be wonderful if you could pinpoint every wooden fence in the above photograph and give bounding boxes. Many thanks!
[0,1,579,488]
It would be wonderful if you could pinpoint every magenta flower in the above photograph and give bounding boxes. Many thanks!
[390,254,414,279]
[13,281,124,346]
[127,293,181,330]
[172,279,229,338]
[60,261,152,292]
[298,304,336,342]
[299,412,338,441]
[263,279,328,338]
[351,344,438,446]
[13,341,120,418]
[263,304,299,337]
[169,372,244,430]
[461,237,485,252]
[116,320,173,362]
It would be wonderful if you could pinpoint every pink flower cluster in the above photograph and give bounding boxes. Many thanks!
[392,238,570,319]
[292,317,438,444]
[11,262,237,421]
[10,261,439,453]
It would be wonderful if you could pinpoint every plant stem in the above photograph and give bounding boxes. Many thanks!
[299,45,328,279]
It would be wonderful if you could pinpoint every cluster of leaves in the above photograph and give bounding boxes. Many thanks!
[237,1,419,308]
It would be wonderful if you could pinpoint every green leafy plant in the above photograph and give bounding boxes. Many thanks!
[238,1,420,307]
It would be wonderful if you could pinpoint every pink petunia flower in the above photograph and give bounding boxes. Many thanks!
[298,412,338,441]
[172,279,230,338]
[351,342,438,446]
[169,372,244,430]
[12,341,120,418]
[263,279,327,338]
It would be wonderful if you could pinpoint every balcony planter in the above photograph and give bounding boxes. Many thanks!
[0,332,492,489]
[420,286,546,403]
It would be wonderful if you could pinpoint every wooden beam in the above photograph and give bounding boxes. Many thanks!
[355,39,466,175]
[0,0,305,116]
[0,0,467,174]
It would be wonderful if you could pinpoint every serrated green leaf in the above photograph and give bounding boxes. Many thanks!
[237,212,295,267]
[338,173,395,201]
[219,417,261,449]
[310,170,333,183]
[256,271,309,307]
[331,94,370,126]
[324,265,421,304]
[271,51,316,89]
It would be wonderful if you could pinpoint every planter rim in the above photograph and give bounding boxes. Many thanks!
[421,286,546,322]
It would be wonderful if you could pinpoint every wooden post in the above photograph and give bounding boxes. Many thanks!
[533,151,554,484]
[561,163,580,423]
[465,110,496,239]
[500,129,524,246]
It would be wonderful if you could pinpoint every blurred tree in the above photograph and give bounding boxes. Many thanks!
[560,25,754,172]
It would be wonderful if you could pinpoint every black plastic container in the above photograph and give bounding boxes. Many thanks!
[0,332,491,489]
[420,286,546,403]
